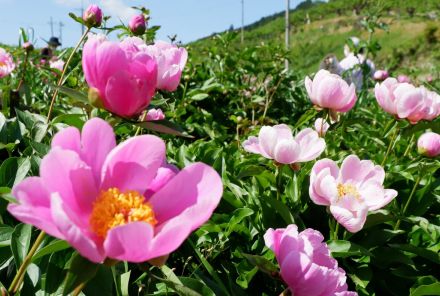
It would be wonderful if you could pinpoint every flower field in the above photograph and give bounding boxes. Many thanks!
[0,1,439,295]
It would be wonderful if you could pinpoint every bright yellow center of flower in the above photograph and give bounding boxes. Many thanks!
[89,188,157,238]
[0,61,5,67]
[337,183,360,199]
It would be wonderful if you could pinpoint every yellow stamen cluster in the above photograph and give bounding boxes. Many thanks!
[89,188,157,238]
[337,183,360,200]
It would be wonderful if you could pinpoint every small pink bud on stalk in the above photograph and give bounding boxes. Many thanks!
[417,132,440,157]
[83,4,103,28]
[22,41,34,51]
[129,14,147,36]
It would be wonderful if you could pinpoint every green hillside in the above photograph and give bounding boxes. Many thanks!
[191,0,440,79]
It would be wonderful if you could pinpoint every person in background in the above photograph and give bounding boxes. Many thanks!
[40,37,61,63]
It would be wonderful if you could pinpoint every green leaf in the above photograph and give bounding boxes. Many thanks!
[0,157,31,187]
[242,253,278,276]
[11,224,32,268]
[133,120,193,138]
[32,239,70,262]
[389,244,440,264]
[191,93,209,101]
[62,253,99,295]
[410,276,440,296]
[0,225,14,247]
[55,85,89,103]
[327,240,373,258]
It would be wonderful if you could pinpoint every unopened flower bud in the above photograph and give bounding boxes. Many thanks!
[417,132,440,157]
[22,41,34,51]
[129,14,146,36]
[83,4,103,28]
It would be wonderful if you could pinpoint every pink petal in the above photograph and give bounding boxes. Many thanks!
[148,163,222,258]
[8,177,61,238]
[258,126,278,158]
[295,128,326,162]
[279,251,312,292]
[330,204,368,233]
[242,136,263,155]
[51,126,81,152]
[144,164,179,199]
[340,155,375,184]
[263,227,285,256]
[51,194,105,263]
[104,222,154,262]
[304,76,314,102]
[80,118,116,183]
[274,140,300,164]
[101,135,165,193]
[273,124,294,141]
[40,147,98,220]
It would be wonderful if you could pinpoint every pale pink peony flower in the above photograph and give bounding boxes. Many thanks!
[305,69,357,113]
[7,118,223,263]
[265,225,357,296]
[49,59,65,71]
[145,108,165,121]
[309,155,397,233]
[242,124,325,165]
[0,48,15,78]
[418,132,440,157]
[375,78,440,124]
[129,14,147,35]
[82,35,157,117]
[397,74,410,83]
[83,4,102,27]
[314,118,330,137]
[373,70,389,81]
[143,41,188,91]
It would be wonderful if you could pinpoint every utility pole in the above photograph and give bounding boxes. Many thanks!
[48,17,54,36]
[241,0,244,44]
[59,21,64,45]
[80,0,85,34]
[285,0,290,70]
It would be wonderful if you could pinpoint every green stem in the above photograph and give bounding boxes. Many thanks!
[46,27,91,123]
[403,134,415,158]
[8,231,46,294]
[275,165,282,200]
[333,222,339,240]
[381,124,399,166]
[134,111,147,137]
[394,174,422,230]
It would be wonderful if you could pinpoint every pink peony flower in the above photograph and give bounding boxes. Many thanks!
[7,118,223,263]
[82,35,158,117]
[305,69,357,113]
[314,118,330,137]
[145,108,165,121]
[418,132,440,157]
[0,48,15,78]
[375,78,440,124]
[397,74,410,83]
[309,155,397,233]
[129,14,147,35]
[143,41,188,91]
[373,70,389,81]
[242,124,325,165]
[83,4,102,28]
[265,225,357,296]
[49,59,65,71]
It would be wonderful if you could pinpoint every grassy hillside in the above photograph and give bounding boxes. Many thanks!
[191,0,440,80]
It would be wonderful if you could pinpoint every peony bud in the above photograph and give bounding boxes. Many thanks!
[83,4,103,28]
[397,74,410,83]
[129,14,147,36]
[417,132,440,157]
[373,69,389,81]
[22,41,34,51]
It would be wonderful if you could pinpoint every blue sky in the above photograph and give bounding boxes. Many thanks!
[0,0,304,47]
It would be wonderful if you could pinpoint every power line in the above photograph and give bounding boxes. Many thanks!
[48,17,54,36]
[59,21,64,45]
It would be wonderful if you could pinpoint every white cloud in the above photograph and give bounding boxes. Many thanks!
[99,0,136,21]
[53,0,135,22]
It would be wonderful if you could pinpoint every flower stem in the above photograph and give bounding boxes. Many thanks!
[381,124,399,166]
[403,134,415,158]
[134,111,147,136]
[15,51,29,92]
[333,222,339,240]
[8,231,46,294]
[46,27,91,123]
[394,174,422,230]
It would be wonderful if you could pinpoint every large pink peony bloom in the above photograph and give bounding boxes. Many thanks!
[375,78,440,124]
[242,124,325,165]
[418,132,440,157]
[309,155,397,233]
[265,225,357,296]
[143,41,188,91]
[82,35,158,117]
[0,48,15,78]
[7,118,223,263]
[305,69,357,113]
